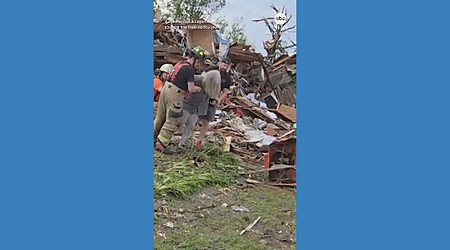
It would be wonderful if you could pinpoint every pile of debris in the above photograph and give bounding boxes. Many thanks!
[228,49,297,108]
[153,6,297,108]
[153,30,297,106]
[154,5,297,186]
[208,95,297,186]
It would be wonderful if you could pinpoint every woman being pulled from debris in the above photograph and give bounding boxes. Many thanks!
[178,58,221,149]
[196,57,232,149]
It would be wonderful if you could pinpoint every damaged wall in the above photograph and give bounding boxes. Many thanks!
[186,29,216,54]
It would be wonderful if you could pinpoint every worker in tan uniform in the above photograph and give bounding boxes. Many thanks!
[154,46,208,153]
[154,64,174,108]
[154,64,174,101]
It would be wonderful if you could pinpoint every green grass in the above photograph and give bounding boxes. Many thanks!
[154,143,241,198]
[154,187,296,250]
[154,143,296,250]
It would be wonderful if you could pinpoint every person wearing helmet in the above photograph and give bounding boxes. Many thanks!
[177,75,206,149]
[196,57,232,149]
[154,64,174,103]
[178,58,221,149]
[154,46,208,153]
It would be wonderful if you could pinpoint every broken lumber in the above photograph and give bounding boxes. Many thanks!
[276,104,296,123]
[240,216,261,235]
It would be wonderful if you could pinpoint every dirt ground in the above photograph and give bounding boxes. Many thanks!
[153,134,296,250]
[154,185,296,250]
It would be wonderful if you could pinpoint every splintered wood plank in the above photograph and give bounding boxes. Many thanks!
[224,136,232,152]
[265,123,280,136]
[276,104,296,123]
[245,164,296,174]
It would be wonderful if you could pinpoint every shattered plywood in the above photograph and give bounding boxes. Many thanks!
[186,29,216,55]
[228,43,261,62]
[276,104,296,123]
[265,123,279,136]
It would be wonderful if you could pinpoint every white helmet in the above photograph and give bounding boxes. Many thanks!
[159,64,174,74]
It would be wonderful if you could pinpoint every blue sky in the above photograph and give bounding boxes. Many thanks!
[156,0,297,53]
[217,0,297,53]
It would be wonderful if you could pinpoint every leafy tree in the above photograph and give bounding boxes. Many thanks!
[156,0,226,20]
[215,16,248,44]
[154,1,251,45]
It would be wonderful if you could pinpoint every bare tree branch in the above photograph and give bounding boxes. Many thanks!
[284,44,296,50]
[252,17,274,22]
[263,18,275,34]
[288,37,296,46]
[270,4,279,13]
[286,14,293,25]
[281,26,296,33]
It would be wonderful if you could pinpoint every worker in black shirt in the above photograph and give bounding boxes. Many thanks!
[217,57,232,104]
[196,57,232,149]
[154,46,208,153]
[178,58,221,149]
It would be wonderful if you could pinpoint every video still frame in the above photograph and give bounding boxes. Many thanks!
[153,0,297,249]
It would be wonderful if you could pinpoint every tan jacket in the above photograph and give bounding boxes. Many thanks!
[201,69,221,100]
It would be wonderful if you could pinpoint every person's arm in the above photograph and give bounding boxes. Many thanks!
[218,88,229,104]
[188,82,201,93]
[218,74,231,104]
[185,67,201,93]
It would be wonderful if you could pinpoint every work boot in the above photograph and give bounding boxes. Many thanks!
[177,144,187,153]
[165,145,178,154]
[155,141,177,154]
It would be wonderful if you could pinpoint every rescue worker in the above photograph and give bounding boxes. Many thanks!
[178,59,221,149]
[154,64,174,103]
[196,57,232,149]
[154,46,208,153]
[216,57,233,105]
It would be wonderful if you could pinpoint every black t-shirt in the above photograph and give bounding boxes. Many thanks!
[173,64,195,91]
[220,71,232,90]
